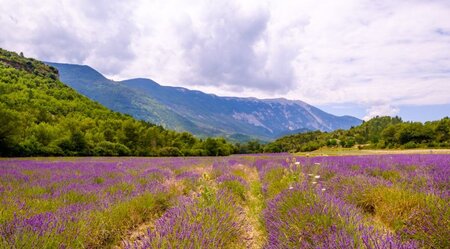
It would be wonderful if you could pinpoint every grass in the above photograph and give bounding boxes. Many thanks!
[354,186,449,247]
[82,193,171,247]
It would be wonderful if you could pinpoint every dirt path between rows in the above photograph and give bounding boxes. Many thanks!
[238,164,267,249]
[118,163,267,249]
[117,165,214,248]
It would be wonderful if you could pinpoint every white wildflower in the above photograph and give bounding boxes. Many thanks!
[312,181,317,184]
[308,174,313,177]
[289,186,294,190]
[321,188,326,191]
[315,175,320,179]
[295,162,300,165]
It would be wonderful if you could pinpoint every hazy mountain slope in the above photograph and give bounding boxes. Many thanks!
[46,63,221,136]
[122,78,362,137]
[49,63,362,140]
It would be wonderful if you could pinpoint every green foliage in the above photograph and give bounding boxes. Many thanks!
[235,139,265,154]
[0,103,23,152]
[203,137,234,156]
[0,48,235,156]
[93,141,131,156]
[265,116,450,152]
[158,146,183,157]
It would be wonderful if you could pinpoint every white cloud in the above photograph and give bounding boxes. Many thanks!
[363,104,400,121]
[1,0,449,119]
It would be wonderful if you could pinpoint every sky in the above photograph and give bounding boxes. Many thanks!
[1,0,449,122]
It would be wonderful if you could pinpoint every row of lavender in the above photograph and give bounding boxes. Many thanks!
[123,158,256,248]
[255,154,449,248]
[0,157,220,248]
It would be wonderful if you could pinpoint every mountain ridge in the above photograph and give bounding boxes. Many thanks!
[0,48,235,156]
[47,62,362,141]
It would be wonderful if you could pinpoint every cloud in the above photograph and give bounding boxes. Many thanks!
[177,2,297,93]
[1,0,449,119]
[0,0,137,74]
[363,104,400,121]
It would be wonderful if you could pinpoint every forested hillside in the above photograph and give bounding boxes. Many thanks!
[265,116,450,152]
[0,48,234,156]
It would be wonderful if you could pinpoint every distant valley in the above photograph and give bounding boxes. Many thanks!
[48,62,362,141]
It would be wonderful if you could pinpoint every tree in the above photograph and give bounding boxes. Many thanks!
[120,119,141,150]
[71,130,88,153]
[381,124,398,146]
[435,118,450,142]
[204,138,219,156]
[0,106,23,155]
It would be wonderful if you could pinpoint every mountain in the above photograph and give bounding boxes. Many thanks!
[0,48,234,156]
[48,62,362,141]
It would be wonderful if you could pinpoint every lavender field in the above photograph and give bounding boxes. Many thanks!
[0,154,449,248]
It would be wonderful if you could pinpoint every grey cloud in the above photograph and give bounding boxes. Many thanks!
[87,19,137,75]
[30,22,90,63]
[72,0,138,75]
[174,2,296,93]
[0,0,137,75]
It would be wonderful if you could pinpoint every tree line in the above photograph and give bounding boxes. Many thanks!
[264,116,450,153]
